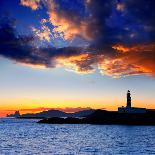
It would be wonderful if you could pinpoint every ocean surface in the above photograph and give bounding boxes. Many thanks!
[0,118,155,155]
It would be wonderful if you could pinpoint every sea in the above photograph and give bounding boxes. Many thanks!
[0,118,155,155]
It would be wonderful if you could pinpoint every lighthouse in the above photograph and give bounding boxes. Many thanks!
[127,90,131,107]
[118,90,146,113]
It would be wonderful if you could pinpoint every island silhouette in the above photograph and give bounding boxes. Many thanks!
[7,91,155,125]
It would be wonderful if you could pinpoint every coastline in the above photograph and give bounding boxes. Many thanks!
[37,110,155,125]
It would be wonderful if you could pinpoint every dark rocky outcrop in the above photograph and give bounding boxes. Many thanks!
[7,111,20,118]
[38,110,155,125]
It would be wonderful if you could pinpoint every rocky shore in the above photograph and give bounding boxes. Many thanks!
[38,110,155,125]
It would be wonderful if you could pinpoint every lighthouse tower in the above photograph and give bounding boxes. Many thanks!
[118,90,146,113]
[127,90,131,107]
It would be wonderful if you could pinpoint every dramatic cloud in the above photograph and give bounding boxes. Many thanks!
[22,0,113,41]
[48,0,113,42]
[0,18,92,71]
[56,53,95,74]
[1,0,155,78]
[20,0,41,10]
[20,0,155,42]
[112,44,155,76]
[46,0,91,41]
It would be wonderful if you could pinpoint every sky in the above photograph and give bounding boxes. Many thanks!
[0,0,155,117]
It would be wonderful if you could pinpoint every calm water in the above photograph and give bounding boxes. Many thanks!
[0,118,155,155]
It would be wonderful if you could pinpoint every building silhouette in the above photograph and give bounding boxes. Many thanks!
[118,90,146,113]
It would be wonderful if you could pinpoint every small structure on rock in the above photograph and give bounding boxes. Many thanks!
[118,90,146,113]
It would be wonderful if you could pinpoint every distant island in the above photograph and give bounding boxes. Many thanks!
[7,109,95,119]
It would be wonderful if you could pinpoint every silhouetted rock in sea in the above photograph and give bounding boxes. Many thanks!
[7,111,20,118]
[38,110,155,125]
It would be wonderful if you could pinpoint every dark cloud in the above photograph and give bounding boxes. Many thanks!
[0,18,46,63]
[0,17,95,72]
[85,0,155,45]
[125,0,155,40]
[1,0,155,77]
[19,0,155,44]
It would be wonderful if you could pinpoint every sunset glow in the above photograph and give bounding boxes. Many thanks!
[0,0,155,117]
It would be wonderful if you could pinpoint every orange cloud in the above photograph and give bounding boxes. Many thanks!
[54,43,155,78]
[19,63,46,69]
[98,58,142,78]
[40,18,48,24]
[110,43,155,77]
[56,53,95,74]
[116,3,126,12]
[17,43,155,78]
[112,44,129,53]
[20,0,40,10]
[46,0,91,41]
[32,25,52,42]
